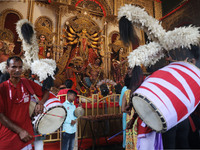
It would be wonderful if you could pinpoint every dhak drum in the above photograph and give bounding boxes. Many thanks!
[132,61,200,132]
[32,93,67,134]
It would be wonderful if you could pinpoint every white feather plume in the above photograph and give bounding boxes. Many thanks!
[16,19,39,66]
[16,19,57,81]
[31,59,56,81]
[118,4,200,68]
[128,42,164,68]
[0,62,7,73]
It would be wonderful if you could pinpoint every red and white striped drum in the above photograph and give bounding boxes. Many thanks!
[32,92,67,134]
[132,61,200,132]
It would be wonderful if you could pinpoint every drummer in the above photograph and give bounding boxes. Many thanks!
[124,66,163,150]
[0,56,50,150]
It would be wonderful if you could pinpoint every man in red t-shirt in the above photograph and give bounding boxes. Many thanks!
[0,56,49,150]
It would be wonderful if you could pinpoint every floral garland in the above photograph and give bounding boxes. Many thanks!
[76,72,90,89]
[96,79,117,87]
[118,4,200,68]
[80,87,87,94]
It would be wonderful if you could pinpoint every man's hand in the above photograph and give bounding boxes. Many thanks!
[18,129,33,142]
[71,120,76,126]
[126,113,138,129]
[126,119,134,129]
[34,102,44,115]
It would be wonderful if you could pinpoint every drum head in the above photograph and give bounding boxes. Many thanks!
[35,106,67,134]
[132,95,165,132]
[74,107,84,118]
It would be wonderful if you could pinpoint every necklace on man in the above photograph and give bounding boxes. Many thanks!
[7,80,25,103]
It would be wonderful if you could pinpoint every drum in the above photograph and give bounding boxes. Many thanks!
[32,94,67,134]
[74,106,84,118]
[132,61,200,132]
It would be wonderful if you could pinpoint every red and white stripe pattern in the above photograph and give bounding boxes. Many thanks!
[44,92,62,110]
[134,61,200,130]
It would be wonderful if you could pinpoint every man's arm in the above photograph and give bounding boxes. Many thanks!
[0,113,32,142]
[34,90,49,115]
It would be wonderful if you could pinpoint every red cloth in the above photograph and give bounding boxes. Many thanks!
[66,67,77,91]
[188,116,196,132]
[57,89,78,104]
[0,79,44,150]
[137,117,152,137]
[57,89,70,103]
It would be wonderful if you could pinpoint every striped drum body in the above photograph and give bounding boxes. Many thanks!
[132,61,200,132]
[33,92,67,134]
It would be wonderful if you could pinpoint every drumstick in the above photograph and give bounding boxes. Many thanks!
[42,112,63,118]
[33,130,66,138]
[107,129,126,140]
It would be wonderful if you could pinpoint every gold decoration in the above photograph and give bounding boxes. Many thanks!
[0,28,14,43]
[0,9,23,29]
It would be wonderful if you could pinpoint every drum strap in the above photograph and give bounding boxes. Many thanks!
[21,78,39,102]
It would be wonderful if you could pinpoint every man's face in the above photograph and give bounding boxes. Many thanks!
[67,93,76,102]
[7,59,23,78]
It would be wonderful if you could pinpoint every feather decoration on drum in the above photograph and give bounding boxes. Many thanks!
[118,4,200,68]
[15,19,57,82]
[0,19,57,83]
[0,61,6,73]
[16,19,39,67]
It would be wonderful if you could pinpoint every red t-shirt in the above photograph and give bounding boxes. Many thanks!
[57,89,70,103]
[0,78,44,150]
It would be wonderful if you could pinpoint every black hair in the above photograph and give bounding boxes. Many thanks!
[65,79,73,88]
[124,73,131,87]
[119,16,138,46]
[128,66,144,92]
[100,84,109,97]
[21,23,34,44]
[42,75,54,91]
[0,71,10,84]
[69,63,74,67]
[114,83,123,94]
[7,56,23,67]
[42,66,59,91]
[67,90,77,96]
[190,45,199,60]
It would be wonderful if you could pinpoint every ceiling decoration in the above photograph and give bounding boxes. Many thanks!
[71,0,112,17]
